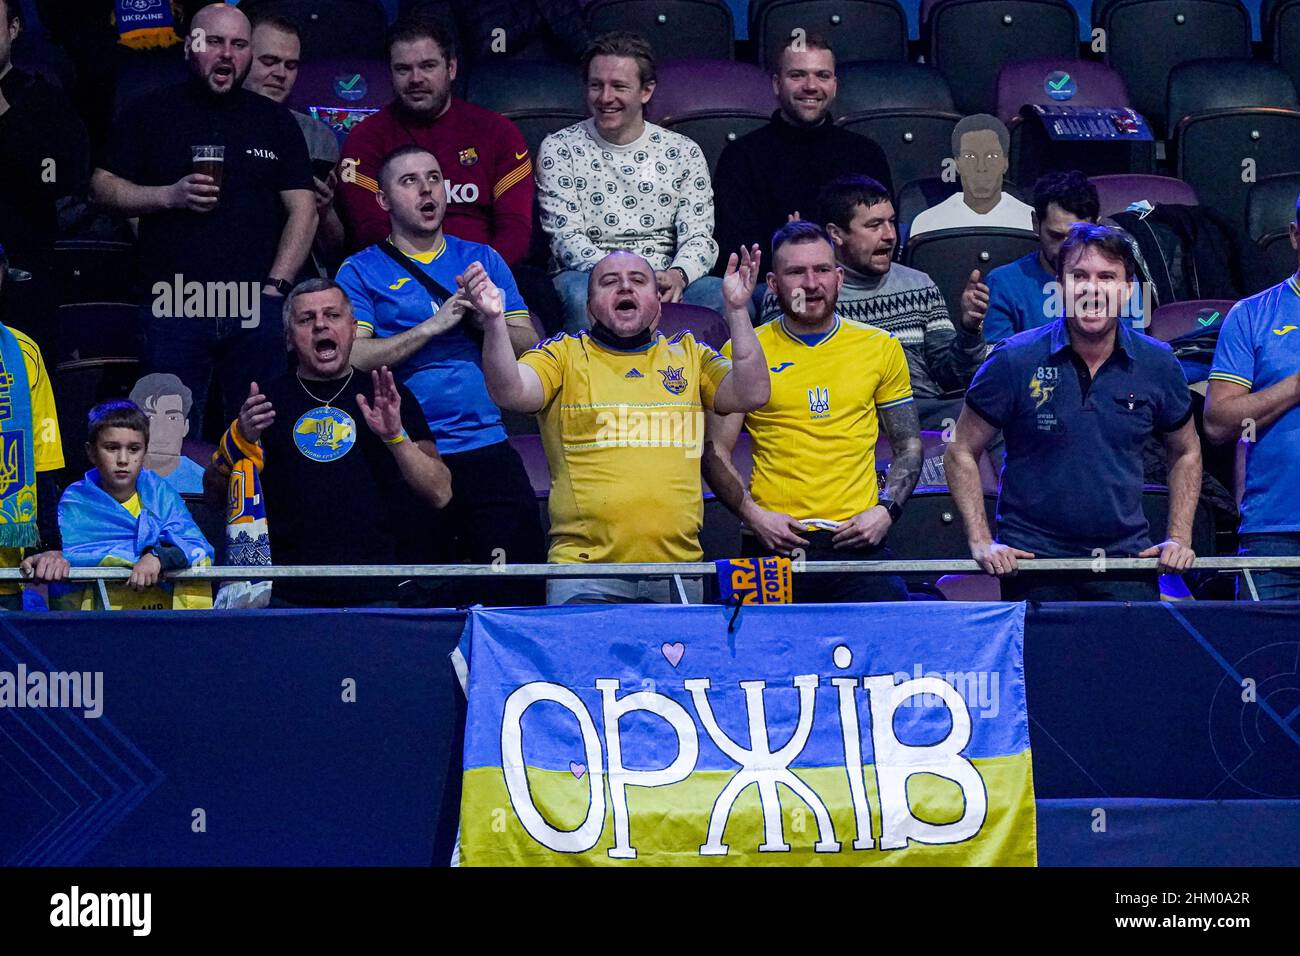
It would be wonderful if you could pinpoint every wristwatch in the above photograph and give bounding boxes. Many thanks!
[264,276,293,295]
[879,498,904,523]
[668,266,689,286]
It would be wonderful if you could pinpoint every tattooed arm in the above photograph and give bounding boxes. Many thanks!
[831,399,923,550]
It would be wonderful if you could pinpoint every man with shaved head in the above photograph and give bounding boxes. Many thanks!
[480,246,771,604]
[92,1,317,436]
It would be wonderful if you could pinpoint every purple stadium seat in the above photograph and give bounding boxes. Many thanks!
[1089,174,1200,219]
[239,0,388,60]
[287,59,394,144]
[584,0,736,61]
[508,434,552,498]
[658,303,729,350]
[645,59,773,124]
[936,573,1001,601]
[995,58,1132,126]
[1147,299,1236,343]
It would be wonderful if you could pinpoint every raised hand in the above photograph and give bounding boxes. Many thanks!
[959,269,990,331]
[721,244,763,312]
[458,262,505,323]
[238,381,275,442]
[357,367,404,442]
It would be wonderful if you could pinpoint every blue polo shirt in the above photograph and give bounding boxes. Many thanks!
[984,251,1146,344]
[965,318,1193,556]
[1208,276,1300,535]
[335,235,530,455]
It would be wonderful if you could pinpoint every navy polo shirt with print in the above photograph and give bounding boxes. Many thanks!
[964,318,1193,556]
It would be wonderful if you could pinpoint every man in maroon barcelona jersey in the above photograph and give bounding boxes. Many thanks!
[339,17,533,268]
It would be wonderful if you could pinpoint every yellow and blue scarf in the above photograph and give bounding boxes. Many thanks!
[0,324,38,549]
[114,0,182,51]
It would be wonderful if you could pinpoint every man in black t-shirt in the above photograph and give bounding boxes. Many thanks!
[205,278,452,607]
[91,2,318,437]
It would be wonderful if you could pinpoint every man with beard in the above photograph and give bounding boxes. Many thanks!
[703,221,921,603]
[336,145,545,605]
[479,247,770,604]
[205,279,452,608]
[945,223,1200,600]
[338,17,533,267]
[712,34,891,283]
[91,2,317,435]
[760,175,985,430]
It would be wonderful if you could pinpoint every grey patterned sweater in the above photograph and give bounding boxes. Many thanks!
[761,262,987,399]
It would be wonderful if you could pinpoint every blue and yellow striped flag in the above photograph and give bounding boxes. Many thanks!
[457,603,1036,866]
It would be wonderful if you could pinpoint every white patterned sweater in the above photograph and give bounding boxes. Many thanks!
[535,119,719,282]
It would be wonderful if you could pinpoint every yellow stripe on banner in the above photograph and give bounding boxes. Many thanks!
[460,751,1037,866]
[355,172,380,193]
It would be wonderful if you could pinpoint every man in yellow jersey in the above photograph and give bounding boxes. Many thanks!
[703,221,923,602]
[479,247,771,604]
[0,243,70,606]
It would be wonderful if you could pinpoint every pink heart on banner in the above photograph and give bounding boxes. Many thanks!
[569,761,587,779]
[661,642,685,667]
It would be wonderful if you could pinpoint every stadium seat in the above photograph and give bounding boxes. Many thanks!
[111,48,188,121]
[658,303,729,350]
[903,227,1041,323]
[52,241,138,306]
[57,303,140,363]
[1089,174,1199,219]
[646,60,773,175]
[835,62,961,193]
[896,176,1031,242]
[238,0,388,60]
[462,59,587,160]
[1146,298,1236,342]
[749,0,908,69]
[1143,486,1218,555]
[926,0,1079,116]
[886,491,999,560]
[583,0,735,61]
[1265,0,1300,94]
[1245,172,1300,292]
[996,59,1152,182]
[1169,60,1300,239]
[874,430,1001,493]
[287,59,396,147]
[936,573,1001,601]
[1097,0,1251,137]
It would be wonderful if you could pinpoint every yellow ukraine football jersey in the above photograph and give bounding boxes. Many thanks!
[520,329,732,563]
[0,329,64,594]
[723,316,913,523]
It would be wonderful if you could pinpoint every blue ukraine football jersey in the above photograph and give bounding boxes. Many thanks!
[1208,276,1300,534]
[335,235,530,454]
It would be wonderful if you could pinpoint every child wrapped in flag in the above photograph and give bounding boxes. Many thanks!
[54,401,213,610]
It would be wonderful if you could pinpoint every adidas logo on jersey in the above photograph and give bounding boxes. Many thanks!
[624,369,644,378]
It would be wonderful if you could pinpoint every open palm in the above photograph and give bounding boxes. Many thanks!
[722,244,762,311]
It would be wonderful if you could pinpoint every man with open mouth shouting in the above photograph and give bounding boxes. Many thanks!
[204,279,452,608]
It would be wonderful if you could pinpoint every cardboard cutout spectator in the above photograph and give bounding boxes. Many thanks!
[908,114,1032,241]
[129,372,206,493]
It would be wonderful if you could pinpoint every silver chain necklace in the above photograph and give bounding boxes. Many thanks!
[296,367,354,409]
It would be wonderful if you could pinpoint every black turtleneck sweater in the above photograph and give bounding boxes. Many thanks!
[711,111,892,276]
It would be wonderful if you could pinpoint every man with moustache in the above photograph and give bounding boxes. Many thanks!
[760,175,986,430]
[704,221,921,603]
[945,223,1201,600]
[205,279,452,608]
[91,2,317,435]
[480,247,770,604]
[335,145,545,604]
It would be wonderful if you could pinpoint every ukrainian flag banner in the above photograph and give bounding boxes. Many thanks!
[456,602,1035,866]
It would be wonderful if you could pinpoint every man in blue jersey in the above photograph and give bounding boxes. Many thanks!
[1205,188,1300,600]
[336,144,544,604]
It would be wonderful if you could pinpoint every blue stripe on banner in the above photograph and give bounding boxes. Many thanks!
[459,602,1028,773]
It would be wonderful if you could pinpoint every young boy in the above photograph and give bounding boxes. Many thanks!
[55,400,214,610]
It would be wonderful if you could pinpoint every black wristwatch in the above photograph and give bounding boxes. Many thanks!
[264,276,293,295]
[879,498,904,523]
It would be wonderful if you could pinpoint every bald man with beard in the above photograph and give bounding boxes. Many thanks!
[91,1,317,436]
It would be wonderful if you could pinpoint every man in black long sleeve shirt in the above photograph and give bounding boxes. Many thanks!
[712,34,892,283]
